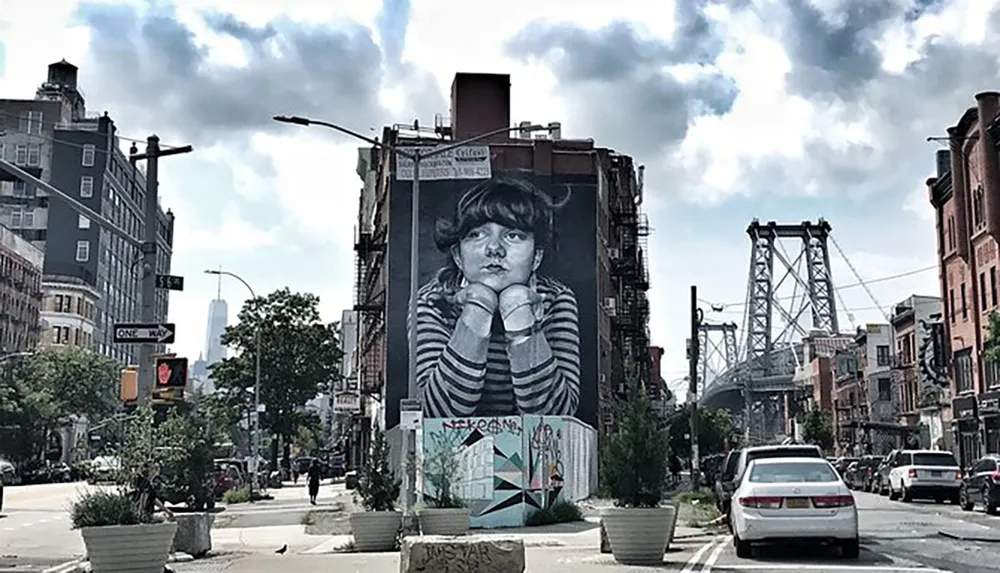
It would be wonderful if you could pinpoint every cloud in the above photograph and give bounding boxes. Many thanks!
[171,202,279,254]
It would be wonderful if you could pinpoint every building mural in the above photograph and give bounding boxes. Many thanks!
[422,414,593,528]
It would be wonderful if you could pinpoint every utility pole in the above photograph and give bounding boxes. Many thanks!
[130,136,192,406]
[689,285,703,488]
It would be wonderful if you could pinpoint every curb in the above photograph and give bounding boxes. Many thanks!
[937,529,1000,543]
[41,558,85,573]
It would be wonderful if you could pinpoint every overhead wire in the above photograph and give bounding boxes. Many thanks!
[0,108,185,151]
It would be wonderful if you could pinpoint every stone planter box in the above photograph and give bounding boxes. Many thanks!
[80,521,178,573]
[418,507,470,536]
[601,506,676,565]
[349,511,402,552]
[172,512,215,557]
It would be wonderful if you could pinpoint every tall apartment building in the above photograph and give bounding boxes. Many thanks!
[927,91,1000,464]
[39,275,99,348]
[889,295,950,451]
[0,224,43,353]
[0,60,174,363]
[353,72,651,436]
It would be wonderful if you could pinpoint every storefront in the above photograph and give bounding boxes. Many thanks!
[953,395,980,467]
[979,391,1000,455]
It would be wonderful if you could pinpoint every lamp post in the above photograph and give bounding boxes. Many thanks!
[205,269,262,502]
[272,115,552,522]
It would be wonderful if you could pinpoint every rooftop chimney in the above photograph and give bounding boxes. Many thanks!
[450,73,511,142]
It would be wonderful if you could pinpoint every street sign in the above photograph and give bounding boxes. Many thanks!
[113,323,176,344]
[400,398,423,430]
[156,274,185,291]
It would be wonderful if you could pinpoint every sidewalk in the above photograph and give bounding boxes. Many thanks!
[177,522,722,572]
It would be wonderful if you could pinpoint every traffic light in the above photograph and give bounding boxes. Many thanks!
[155,357,188,389]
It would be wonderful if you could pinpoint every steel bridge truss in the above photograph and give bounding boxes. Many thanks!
[697,322,739,394]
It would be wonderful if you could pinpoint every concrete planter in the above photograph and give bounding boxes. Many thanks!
[349,511,402,552]
[172,512,215,557]
[601,506,676,565]
[80,521,178,573]
[418,507,470,536]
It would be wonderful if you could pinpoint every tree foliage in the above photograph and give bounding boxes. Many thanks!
[0,347,120,462]
[802,406,834,452]
[355,425,400,512]
[601,387,670,508]
[209,288,341,464]
[984,311,1000,363]
[668,405,735,460]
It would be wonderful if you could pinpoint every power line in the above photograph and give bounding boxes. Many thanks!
[0,109,184,150]
[703,265,937,311]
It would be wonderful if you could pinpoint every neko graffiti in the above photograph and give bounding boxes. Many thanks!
[442,416,523,436]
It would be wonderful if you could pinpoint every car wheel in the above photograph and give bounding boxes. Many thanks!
[888,483,899,501]
[842,537,860,559]
[734,534,752,559]
[959,486,974,511]
[984,488,998,515]
[901,485,912,502]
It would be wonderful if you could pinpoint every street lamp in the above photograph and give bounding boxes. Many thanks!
[204,269,262,502]
[273,114,552,519]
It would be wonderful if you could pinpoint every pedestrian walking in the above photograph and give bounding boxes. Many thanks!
[307,460,321,505]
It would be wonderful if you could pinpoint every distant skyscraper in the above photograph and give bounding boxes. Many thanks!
[205,276,229,364]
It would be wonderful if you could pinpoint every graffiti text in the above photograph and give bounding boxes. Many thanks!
[441,416,522,436]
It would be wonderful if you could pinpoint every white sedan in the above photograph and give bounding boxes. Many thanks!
[730,457,860,559]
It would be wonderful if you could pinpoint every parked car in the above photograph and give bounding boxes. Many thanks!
[875,450,900,495]
[833,457,858,478]
[844,461,862,489]
[88,455,121,484]
[730,457,859,559]
[959,454,1000,514]
[715,449,742,516]
[849,455,880,492]
[887,450,961,503]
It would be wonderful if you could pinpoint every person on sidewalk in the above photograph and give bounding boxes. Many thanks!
[307,460,321,505]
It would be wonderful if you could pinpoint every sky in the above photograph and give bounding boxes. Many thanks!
[0,0,996,401]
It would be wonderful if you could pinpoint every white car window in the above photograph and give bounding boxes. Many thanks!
[748,462,839,483]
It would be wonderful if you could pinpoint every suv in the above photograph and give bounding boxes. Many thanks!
[887,450,961,503]
[959,454,1000,514]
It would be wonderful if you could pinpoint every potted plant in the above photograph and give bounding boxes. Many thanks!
[350,426,402,551]
[419,428,470,535]
[600,384,675,565]
[70,489,177,573]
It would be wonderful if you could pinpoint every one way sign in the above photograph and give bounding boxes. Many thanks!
[113,323,176,344]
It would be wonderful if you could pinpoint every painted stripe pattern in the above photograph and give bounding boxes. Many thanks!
[413,275,581,418]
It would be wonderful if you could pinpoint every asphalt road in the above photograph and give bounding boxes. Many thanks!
[0,482,89,572]
[684,490,1000,572]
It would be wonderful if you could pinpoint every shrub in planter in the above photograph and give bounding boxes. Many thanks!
[600,385,676,565]
[350,426,402,551]
[70,489,177,573]
[419,428,470,536]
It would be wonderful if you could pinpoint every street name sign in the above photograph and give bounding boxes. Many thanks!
[113,323,176,344]
[156,274,185,291]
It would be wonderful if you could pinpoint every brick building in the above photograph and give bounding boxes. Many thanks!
[927,91,1000,465]
[352,72,652,438]
[0,224,43,353]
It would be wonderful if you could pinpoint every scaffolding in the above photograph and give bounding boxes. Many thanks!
[607,154,653,426]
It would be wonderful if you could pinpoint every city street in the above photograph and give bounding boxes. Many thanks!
[0,482,88,572]
[684,491,1000,572]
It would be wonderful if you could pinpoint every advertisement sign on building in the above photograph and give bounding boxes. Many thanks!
[395,146,492,181]
[384,167,599,429]
[333,391,361,414]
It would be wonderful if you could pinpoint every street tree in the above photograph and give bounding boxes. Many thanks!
[802,405,834,451]
[984,311,1000,362]
[210,288,341,465]
[668,405,735,460]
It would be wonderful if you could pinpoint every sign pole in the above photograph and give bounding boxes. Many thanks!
[399,398,423,535]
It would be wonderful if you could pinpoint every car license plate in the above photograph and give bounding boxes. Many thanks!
[786,498,810,509]
[931,471,942,477]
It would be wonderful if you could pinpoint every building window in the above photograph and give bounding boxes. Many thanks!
[13,181,28,198]
[946,217,954,251]
[985,356,1000,389]
[973,186,986,229]
[76,240,90,262]
[961,283,968,320]
[982,272,988,311]
[82,144,96,167]
[28,111,43,135]
[80,176,94,198]
[876,345,890,366]
[992,267,997,308]
[950,288,956,324]
[955,348,974,393]
[27,143,40,167]
[14,144,27,165]
[878,378,891,401]
[78,214,90,229]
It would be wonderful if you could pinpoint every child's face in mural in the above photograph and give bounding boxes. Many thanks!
[454,221,542,292]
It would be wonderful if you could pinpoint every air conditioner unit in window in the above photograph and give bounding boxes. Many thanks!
[603,297,617,316]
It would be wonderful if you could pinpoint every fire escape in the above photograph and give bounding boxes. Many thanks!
[608,155,652,413]
[353,152,388,399]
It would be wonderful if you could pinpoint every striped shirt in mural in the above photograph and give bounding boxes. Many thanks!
[413,275,581,418]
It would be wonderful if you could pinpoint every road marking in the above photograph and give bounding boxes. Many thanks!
[682,536,723,572]
[41,558,84,573]
[704,565,949,572]
[701,536,731,571]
